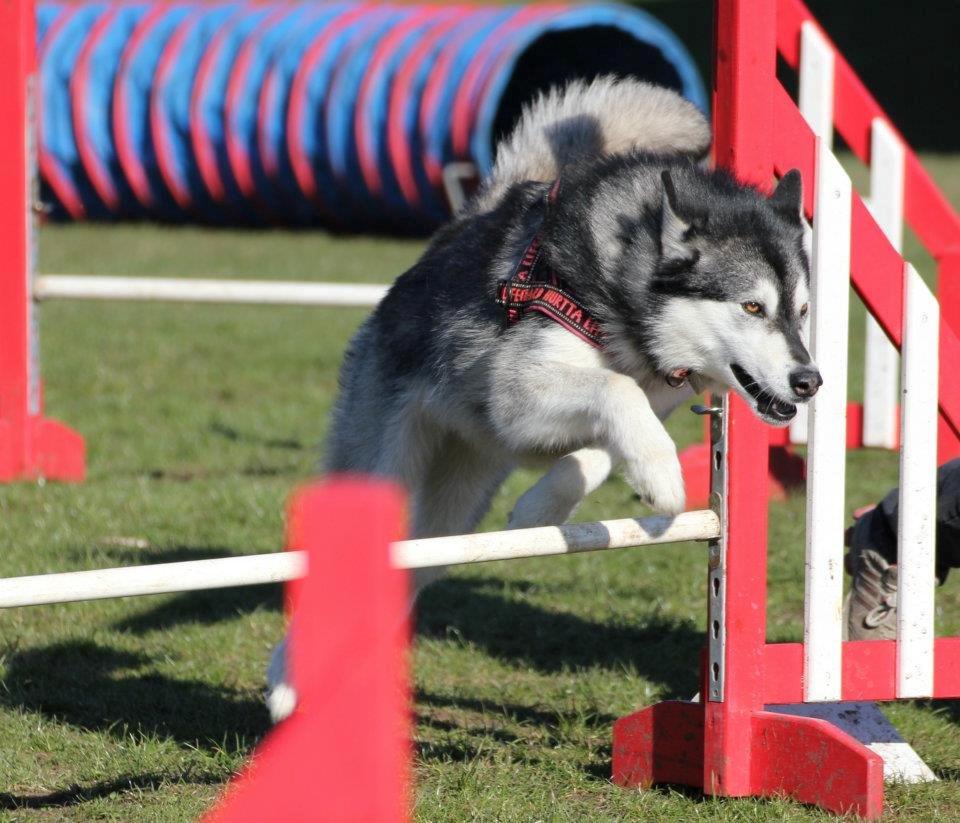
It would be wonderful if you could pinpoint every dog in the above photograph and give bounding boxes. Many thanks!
[266,76,821,722]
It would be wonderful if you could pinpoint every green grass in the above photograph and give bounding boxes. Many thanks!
[0,155,958,820]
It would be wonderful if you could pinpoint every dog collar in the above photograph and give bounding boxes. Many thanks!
[495,182,604,349]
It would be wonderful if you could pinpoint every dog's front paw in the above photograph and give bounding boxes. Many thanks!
[624,447,686,516]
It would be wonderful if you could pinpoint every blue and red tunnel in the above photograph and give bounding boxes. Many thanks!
[38,1,706,230]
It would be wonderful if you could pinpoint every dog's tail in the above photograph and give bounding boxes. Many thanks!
[490,76,710,190]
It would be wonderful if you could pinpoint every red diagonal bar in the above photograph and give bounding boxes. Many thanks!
[772,85,960,442]
[777,0,960,259]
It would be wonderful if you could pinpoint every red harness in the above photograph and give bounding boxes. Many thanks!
[495,183,604,349]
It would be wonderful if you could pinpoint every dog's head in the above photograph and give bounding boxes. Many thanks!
[643,168,820,426]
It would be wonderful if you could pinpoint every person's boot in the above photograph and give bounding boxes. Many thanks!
[843,512,898,640]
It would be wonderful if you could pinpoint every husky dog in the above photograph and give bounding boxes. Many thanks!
[266,76,821,721]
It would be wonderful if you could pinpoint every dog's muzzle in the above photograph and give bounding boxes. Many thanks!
[730,363,797,423]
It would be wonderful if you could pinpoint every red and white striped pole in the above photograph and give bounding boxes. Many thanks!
[0,0,84,482]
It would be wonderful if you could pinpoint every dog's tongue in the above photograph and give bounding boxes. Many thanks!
[666,368,690,388]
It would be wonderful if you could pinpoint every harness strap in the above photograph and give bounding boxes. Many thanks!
[495,182,604,349]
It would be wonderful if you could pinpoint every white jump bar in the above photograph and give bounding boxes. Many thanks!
[34,275,388,307]
[0,510,718,608]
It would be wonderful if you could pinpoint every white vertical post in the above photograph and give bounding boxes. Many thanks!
[791,21,835,445]
[798,22,835,149]
[803,142,852,702]
[896,263,939,698]
[863,119,904,449]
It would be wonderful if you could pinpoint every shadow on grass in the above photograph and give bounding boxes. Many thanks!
[418,690,618,729]
[415,690,616,769]
[924,699,960,725]
[916,699,960,781]
[416,576,702,698]
[209,420,305,451]
[413,576,701,775]
[415,737,484,764]
[0,640,269,753]
[144,464,290,481]
[76,545,284,634]
[113,584,282,634]
[0,771,222,810]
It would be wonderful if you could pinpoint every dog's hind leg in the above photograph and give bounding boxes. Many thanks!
[508,447,614,529]
[266,435,509,725]
[409,437,513,594]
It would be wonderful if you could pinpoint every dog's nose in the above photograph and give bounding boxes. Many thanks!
[789,367,823,398]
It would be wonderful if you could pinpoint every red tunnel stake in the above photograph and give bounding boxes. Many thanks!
[0,0,84,483]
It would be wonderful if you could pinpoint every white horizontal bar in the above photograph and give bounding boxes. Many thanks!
[804,140,852,702]
[34,275,388,307]
[0,511,718,608]
[0,552,308,609]
[393,509,720,569]
[897,263,939,699]
[863,118,904,449]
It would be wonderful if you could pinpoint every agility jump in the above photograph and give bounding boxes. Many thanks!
[679,5,960,508]
[3,0,960,820]
[609,2,960,818]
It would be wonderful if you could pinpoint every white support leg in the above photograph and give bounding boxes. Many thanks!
[790,20,836,445]
[863,119,904,449]
[896,263,939,698]
[803,142,852,702]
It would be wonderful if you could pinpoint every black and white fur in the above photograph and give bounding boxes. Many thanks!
[266,76,820,721]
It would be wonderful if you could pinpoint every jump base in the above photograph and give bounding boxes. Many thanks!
[0,416,85,483]
[613,701,884,819]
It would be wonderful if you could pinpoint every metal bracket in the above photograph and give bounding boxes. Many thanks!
[442,162,479,214]
[707,394,729,702]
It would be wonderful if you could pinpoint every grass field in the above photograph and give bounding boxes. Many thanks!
[1,155,960,820]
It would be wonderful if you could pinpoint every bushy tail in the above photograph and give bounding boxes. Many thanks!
[489,76,710,192]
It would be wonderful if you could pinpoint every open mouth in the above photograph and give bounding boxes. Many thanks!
[730,364,797,424]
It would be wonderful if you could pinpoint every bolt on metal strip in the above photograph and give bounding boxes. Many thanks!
[704,394,728,702]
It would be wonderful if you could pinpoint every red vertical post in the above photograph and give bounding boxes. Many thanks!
[204,479,411,822]
[0,0,84,482]
[620,3,885,815]
[938,251,960,464]
[703,0,776,795]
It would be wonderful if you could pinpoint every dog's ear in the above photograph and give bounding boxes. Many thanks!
[769,169,804,225]
[660,170,698,268]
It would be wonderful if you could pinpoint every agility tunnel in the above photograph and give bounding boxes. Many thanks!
[37,1,706,230]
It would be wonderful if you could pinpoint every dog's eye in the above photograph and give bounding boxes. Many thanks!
[799,303,809,318]
[742,301,764,317]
